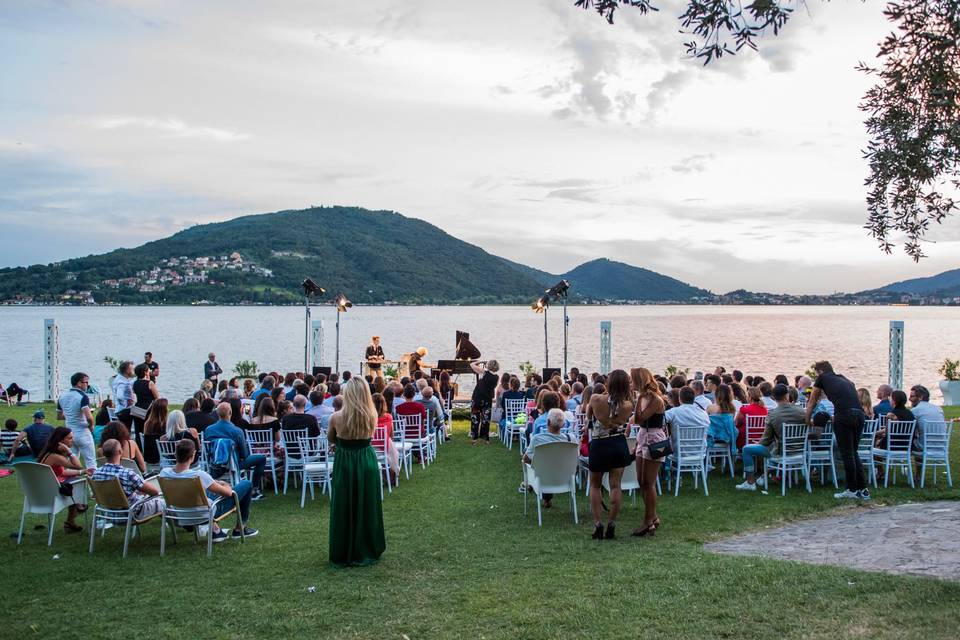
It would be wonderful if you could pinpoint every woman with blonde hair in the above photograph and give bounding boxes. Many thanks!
[630,367,666,537]
[161,409,200,464]
[857,387,874,419]
[327,377,386,566]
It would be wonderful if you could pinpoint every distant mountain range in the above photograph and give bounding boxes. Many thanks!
[872,268,960,297]
[0,206,710,305]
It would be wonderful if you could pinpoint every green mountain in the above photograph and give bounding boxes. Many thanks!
[557,258,712,301]
[0,206,714,305]
[875,268,960,296]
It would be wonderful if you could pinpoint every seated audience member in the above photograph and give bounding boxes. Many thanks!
[227,398,251,431]
[93,439,164,518]
[281,395,321,437]
[729,382,747,409]
[567,382,584,412]
[142,398,169,466]
[161,410,200,462]
[396,383,428,436]
[205,403,267,500]
[6,411,54,460]
[192,398,219,432]
[282,372,297,396]
[306,389,328,420]
[499,377,527,421]
[736,384,805,491]
[773,374,789,387]
[668,374,686,391]
[99,421,146,473]
[522,408,574,508]
[252,375,275,402]
[909,385,944,442]
[702,374,721,402]
[2,419,31,462]
[320,397,343,431]
[241,378,255,399]
[249,397,282,439]
[37,427,90,532]
[418,386,446,436]
[323,382,342,407]
[93,399,114,444]
[872,384,893,417]
[759,381,777,411]
[691,381,711,411]
[796,375,813,398]
[732,370,743,384]
[160,439,258,542]
[664,387,710,432]
[529,391,568,439]
[858,388,875,419]
[276,399,293,421]
[706,384,739,455]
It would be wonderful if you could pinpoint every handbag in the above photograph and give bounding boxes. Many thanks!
[130,404,150,419]
[647,438,673,460]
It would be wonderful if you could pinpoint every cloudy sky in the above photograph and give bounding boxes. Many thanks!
[1,0,957,294]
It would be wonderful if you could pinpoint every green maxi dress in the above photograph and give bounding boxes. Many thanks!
[329,438,386,567]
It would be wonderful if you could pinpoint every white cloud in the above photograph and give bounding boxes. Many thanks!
[91,117,250,142]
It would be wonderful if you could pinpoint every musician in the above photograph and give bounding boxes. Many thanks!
[469,359,500,444]
[365,336,385,380]
[408,347,430,376]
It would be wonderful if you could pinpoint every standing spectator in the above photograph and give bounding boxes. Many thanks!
[131,363,159,439]
[806,361,868,500]
[142,351,160,381]
[631,368,667,538]
[111,361,136,410]
[57,371,96,472]
[205,352,223,384]
[586,369,634,540]
[469,360,500,444]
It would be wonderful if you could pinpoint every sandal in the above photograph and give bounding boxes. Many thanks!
[63,521,83,533]
[631,521,657,537]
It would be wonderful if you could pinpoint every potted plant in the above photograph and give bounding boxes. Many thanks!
[938,358,960,406]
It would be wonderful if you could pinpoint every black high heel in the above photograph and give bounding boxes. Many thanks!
[591,523,604,540]
[604,522,616,539]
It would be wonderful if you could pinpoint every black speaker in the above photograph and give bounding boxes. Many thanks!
[313,366,332,378]
[542,367,561,382]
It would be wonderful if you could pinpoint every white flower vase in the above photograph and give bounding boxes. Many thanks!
[939,380,960,406]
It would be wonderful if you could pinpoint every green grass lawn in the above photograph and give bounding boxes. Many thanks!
[2,403,959,639]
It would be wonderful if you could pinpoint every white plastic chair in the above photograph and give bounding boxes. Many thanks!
[807,420,838,488]
[299,435,334,507]
[245,428,280,495]
[858,418,880,487]
[280,428,309,493]
[671,425,709,496]
[763,423,811,496]
[401,413,431,470]
[523,441,579,526]
[392,416,413,480]
[913,420,952,488]
[871,420,916,488]
[156,440,179,470]
[744,414,766,445]
[502,399,527,448]
[14,462,87,546]
[371,425,394,495]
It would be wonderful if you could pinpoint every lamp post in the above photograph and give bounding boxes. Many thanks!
[333,292,352,374]
[531,294,549,368]
[301,278,326,372]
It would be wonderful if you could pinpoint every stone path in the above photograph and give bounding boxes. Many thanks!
[705,501,960,581]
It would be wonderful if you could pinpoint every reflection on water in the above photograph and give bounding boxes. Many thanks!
[0,305,957,403]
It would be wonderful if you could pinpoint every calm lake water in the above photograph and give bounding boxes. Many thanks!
[1,305,957,402]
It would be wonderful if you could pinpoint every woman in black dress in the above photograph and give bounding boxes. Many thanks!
[586,369,634,540]
[131,363,159,440]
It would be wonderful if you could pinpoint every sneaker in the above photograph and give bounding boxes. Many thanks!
[857,489,871,502]
[211,529,229,543]
[755,476,766,488]
[518,483,527,494]
[735,481,757,491]
[231,526,259,539]
[251,491,266,502]
[834,489,859,500]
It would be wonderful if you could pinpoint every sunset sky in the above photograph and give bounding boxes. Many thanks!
[2,0,957,294]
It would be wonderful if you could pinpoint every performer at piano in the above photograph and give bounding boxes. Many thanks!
[365,336,385,380]
[469,359,500,444]
[407,347,432,376]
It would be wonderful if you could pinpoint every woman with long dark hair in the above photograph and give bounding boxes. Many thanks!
[631,367,666,537]
[586,369,634,540]
[142,397,169,465]
[99,421,146,473]
[37,426,89,533]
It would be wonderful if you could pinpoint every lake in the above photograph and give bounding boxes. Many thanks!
[0,305,957,403]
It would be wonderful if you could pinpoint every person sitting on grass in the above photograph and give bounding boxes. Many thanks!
[36,427,91,533]
[159,439,258,543]
[4,411,54,462]
[736,383,806,491]
[93,439,164,519]
[521,408,574,508]
[2,419,32,463]
[205,403,267,500]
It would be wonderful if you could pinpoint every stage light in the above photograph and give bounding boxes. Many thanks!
[531,295,549,313]
[302,278,326,297]
[334,292,352,312]
[546,279,570,298]
[301,277,326,372]
[333,292,352,372]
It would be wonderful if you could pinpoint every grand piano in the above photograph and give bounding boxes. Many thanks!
[433,331,481,378]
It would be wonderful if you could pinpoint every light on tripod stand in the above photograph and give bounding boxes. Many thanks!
[531,294,550,367]
[301,277,326,371]
[333,292,352,372]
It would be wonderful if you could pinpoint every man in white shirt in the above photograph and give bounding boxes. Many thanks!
[111,361,136,410]
[909,385,945,441]
[691,381,711,412]
[159,439,258,542]
[522,409,574,508]
[665,387,710,431]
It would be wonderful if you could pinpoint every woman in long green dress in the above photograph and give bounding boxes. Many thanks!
[327,377,386,566]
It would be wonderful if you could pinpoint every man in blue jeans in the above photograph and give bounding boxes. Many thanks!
[160,439,258,542]
[736,384,806,491]
[204,402,267,500]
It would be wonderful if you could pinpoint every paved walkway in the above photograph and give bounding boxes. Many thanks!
[705,501,960,581]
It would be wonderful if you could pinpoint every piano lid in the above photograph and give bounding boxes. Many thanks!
[455,330,481,360]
